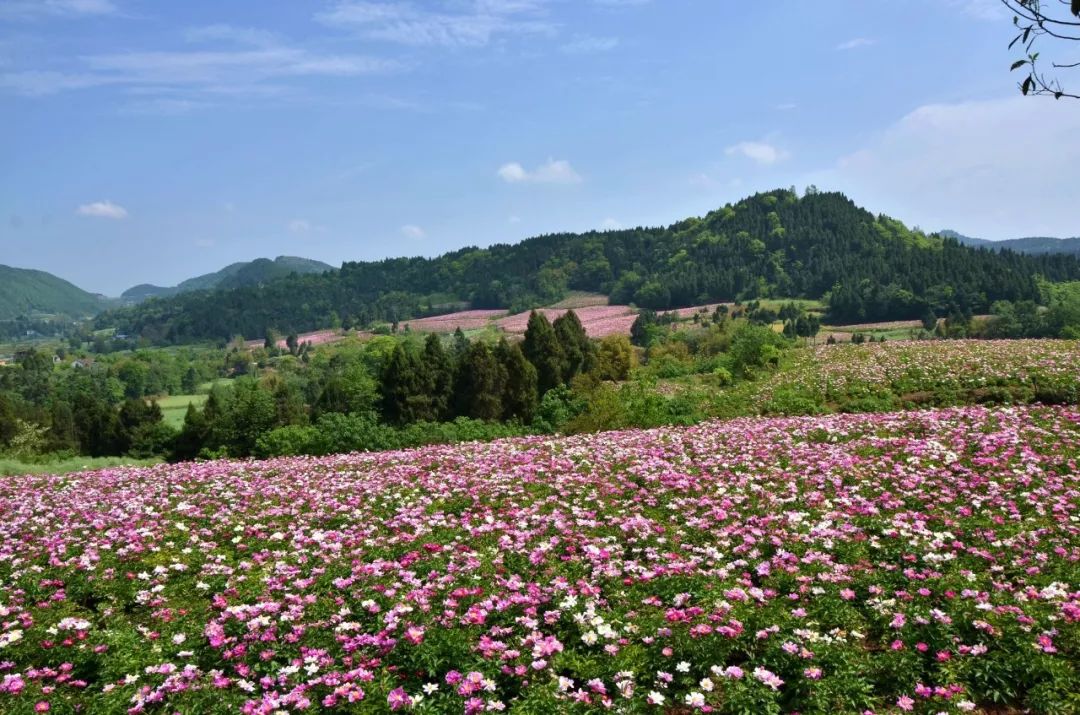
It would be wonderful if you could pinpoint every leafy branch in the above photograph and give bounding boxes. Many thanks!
[1002,0,1080,99]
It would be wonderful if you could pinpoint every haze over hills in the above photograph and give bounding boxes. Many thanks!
[940,230,1080,257]
[122,256,337,303]
[0,265,108,321]
[95,189,1080,344]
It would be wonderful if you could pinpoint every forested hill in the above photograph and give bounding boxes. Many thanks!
[96,189,1080,343]
[122,256,337,302]
[0,265,105,320]
[940,230,1080,257]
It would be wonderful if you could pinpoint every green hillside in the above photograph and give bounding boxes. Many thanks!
[97,190,1080,343]
[121,256,336,302]
[0,265,104,320]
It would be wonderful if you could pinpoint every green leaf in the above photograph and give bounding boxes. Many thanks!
[1022,76,1033,95]
[1011,59,1027,71]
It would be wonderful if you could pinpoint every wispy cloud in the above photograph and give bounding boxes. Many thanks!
[400,224,426,239]
[497,158,582,184]
[561,35,618,54]
[316,0,555,47]
[600,217,622,230]
[1,28,404,100]
[0,0,117,20]
[77,200,128,219]
[725,141,789,166]
[836,37,875,51]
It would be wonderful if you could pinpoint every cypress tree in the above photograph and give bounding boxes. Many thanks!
[453,341,507,420]
[553,310,594,380]
[423,333,454,420]
[496,338,537,423]
[380,344,431,425]
[522,311,563,395]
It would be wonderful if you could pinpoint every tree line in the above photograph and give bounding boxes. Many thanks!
[93,190,1080,343]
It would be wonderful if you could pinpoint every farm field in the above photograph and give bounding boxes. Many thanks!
[1,405,1077,713]
[754,339,1080,415]
[497,305,637,338]
[157,393,209,429]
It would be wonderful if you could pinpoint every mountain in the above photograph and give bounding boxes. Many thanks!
[941,230,1080,257]
[97,190,1080,343]
[0,265,106,321]
[121,256,337,302]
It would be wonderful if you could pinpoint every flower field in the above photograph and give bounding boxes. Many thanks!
[496,306,637,338]
[756,340,1080,413]
[400,311,509,334]
[2,404,1079,713]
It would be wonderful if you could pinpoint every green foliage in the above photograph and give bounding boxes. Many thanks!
[522,311,563,394]
[95,191,1080,343]
[0,264,104,320]
[595,334,636,381]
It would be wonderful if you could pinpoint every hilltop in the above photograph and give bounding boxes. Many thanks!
[0,265,106,321]
[96,189,1080,343]
[941,229,1080,256]
[121,256,337,302]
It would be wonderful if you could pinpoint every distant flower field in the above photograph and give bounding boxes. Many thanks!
[497,306,637,338]
[756,339,1080,413]
[1,405,1078,713]
[400,310,508,333]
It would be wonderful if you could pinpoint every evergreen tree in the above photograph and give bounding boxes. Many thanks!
[553,310,594,379]
[423,333,454,420]
[451,328,470,360]
[495,338,538,423]
[172,402,208,461]
[454,341,507,420]
[380,344,430,425]
[522,311,563,395]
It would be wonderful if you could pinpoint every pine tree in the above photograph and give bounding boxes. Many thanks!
[495,338,537,423]
[454,341,507,420]
[522,311,563,395]
[380,344,432,425]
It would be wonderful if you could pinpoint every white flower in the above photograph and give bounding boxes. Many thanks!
[684,692,705,707]
[646,690,665,705]
[676,661,691,673]
[699,678,714,692]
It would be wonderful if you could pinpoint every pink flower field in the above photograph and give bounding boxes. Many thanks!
[497,306,637,338]
[400,311,508,334]
[1,406,1079,713]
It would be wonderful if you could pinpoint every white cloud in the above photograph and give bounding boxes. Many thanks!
[288,219,313,234]
[725,141,789,166]
[498,158,582,184]
[1,33,402,99]
[0,0,117,20]
[775,102,797,111]
[400,224,426,239]
[316,0,554,47]
[600,217,622,230]
[508,215,522,224]
[76,200,128,219]
[812,96,1080,239]
[836,37,875,51]
[561,35,618,54]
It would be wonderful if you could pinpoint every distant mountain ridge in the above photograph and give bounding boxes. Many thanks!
[941,230,1080,257]
[0,265,106,320]
[122,256,337,302]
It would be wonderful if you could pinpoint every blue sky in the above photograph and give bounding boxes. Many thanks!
[1,0,1078,295]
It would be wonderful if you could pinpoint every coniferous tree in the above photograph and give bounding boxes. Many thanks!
[522,311,564,395]
[553,310,594,380]
[380,344,432,425]
[423,333,454,420]
[454,341,507,420]
[495,338,537,423]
